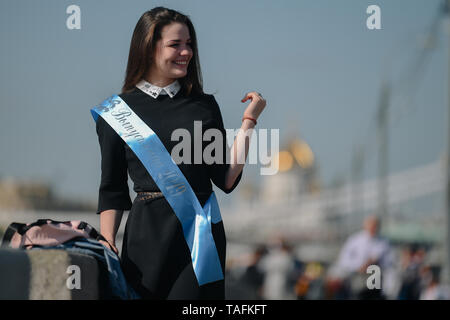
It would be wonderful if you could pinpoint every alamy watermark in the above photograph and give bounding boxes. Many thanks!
[67,5,381,31]
[169,121,279,175]
[66,5,81,30]
[107,107,280,175]
[366,264,381,290]
[66,265,81,290]
[366,5,381,30]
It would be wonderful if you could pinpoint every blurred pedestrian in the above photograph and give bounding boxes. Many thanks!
[326,215,395,299]
[295,262,325,300]
[420,265,449,300]
[240,245,268,299]
[260,238,296,300]
[397,244,426,300]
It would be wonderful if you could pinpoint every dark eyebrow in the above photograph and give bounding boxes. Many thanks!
[167,39,191,43]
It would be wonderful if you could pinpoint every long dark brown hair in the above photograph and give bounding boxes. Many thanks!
[121,7,204,96]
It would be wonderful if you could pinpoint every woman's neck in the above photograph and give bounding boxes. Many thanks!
[144,74,176,88]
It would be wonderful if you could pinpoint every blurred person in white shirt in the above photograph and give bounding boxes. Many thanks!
[327,215,397,299]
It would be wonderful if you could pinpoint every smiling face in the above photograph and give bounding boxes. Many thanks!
[146,22,193,87]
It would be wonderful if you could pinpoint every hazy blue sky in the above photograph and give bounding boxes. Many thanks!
[0,0,446,204]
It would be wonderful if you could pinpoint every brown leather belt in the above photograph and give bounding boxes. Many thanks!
[136,191,164,201]
[135,191,212,202]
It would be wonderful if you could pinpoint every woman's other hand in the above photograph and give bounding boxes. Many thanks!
[99,238,119,255]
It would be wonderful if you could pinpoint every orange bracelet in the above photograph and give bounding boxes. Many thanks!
[242,116,257,126]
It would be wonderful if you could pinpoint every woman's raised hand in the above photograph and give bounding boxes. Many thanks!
[241,91,266,121]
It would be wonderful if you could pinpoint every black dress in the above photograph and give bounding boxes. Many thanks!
[95,87,242,299]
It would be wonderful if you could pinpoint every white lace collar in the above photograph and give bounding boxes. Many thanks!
[136,79,181,98]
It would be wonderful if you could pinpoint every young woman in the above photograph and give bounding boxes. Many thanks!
[95,7,266,299]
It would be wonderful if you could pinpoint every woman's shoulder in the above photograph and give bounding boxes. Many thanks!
[118,87,141,100]
[186,93,223,123]
[190,92,220,110]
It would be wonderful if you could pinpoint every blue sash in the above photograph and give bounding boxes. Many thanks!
[91,95,224,286]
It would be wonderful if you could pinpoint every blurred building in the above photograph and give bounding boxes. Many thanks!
[0,178,95,212]
[225,137,445,265]
[260,138,320,205]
